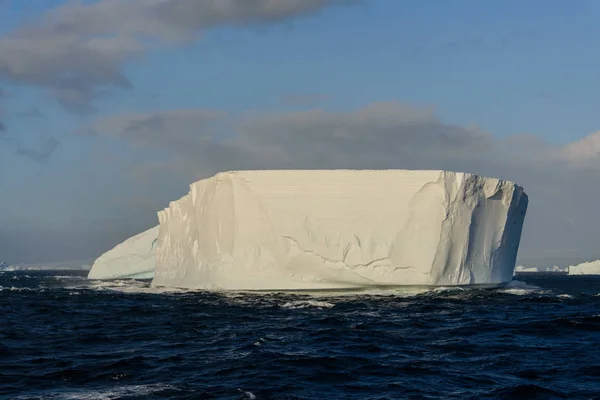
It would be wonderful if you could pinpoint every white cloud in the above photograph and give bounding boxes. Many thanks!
[0,0,352,113]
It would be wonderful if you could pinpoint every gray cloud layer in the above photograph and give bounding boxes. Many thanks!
[89,102,600,266]
[0,0,351,113]
[16,137,62,163]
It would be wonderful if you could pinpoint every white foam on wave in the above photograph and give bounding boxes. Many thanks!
[0,286,35,292]
[218,286,444,309]
[498,280,543,296]
[281,300,335,309]
[431,286,467,293]
[237,388,257,399]
[14,383,176,400]
[353,287,433,297]
[52,275,84,280]
[87,280,188,294]
[9,274,575,302]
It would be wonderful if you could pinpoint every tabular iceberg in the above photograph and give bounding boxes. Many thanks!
[515,266,539,273]
[514,265,565,274]
[152,169,528,290]
[568,260,600,275]
[87,226,158,280]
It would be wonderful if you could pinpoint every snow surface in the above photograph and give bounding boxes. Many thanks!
[87,226,158,280]
[568,260,600,275]
[152,169,528,290]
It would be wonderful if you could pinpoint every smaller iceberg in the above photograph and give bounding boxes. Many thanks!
[568,260,600,276]
[87,226,158,280]
[514,265,566,275]
[0,260,14,271]
[514,266,539,273]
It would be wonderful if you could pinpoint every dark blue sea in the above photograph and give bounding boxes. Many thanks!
[1,271,600,399]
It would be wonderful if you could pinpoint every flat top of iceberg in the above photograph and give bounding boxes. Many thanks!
[204,169,520,184]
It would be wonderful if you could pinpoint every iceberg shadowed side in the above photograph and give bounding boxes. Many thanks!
[87,226,159,280]
[152,169,528,290]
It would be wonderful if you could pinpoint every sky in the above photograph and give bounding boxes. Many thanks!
[1,0,600,266]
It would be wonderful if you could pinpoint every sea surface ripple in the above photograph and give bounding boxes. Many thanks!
[1,271,600,399]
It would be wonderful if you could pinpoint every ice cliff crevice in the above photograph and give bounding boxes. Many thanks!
[151,169,528,290]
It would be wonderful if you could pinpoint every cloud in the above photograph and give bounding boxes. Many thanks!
[559,131,600,164]
[0,0,353,113]
[91,101,541,173]
[16,137,61,162]
[88,101,600,264]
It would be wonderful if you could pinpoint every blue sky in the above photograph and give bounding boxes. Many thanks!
[1,0,600,263]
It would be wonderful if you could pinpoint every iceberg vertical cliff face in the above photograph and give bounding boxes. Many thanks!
[87,226,159,280]
[152,170,528,290]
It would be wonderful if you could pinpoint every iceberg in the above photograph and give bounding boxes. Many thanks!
[514,265,566,275]
[87,226,158,280]
[568,260,600,275]
[515,266,539,273]
[0,261,13,271]
[152,169,528,290]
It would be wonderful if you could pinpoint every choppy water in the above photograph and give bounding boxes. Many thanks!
[1,271,600,399]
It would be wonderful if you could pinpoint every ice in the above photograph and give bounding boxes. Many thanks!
[152,169,528,290]
[568,259,600,275]
[2,263,91,271]
[515,266,539,273]
[87,226,158,280]
[514,265,565,275]
[0,261,14,271]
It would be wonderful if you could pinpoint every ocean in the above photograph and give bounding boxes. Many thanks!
[1,271,600,399]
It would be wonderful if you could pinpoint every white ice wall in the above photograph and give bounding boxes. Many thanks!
[88,226,159,280]
[152,170,528,290]
[568,260,600,275]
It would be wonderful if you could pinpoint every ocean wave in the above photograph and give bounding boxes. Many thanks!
[281,300,336,309]
[83,280,188,295]
[2,271,600,399]
[14,383,177,400]
[0,286,35,292]
[498,280,543,295]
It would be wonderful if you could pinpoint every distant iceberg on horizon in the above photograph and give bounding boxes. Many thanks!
[0,260,13,271]
[88,169,529,290]
[568,260,600,276]
[1,259,92,271]
[514,265,566,274]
